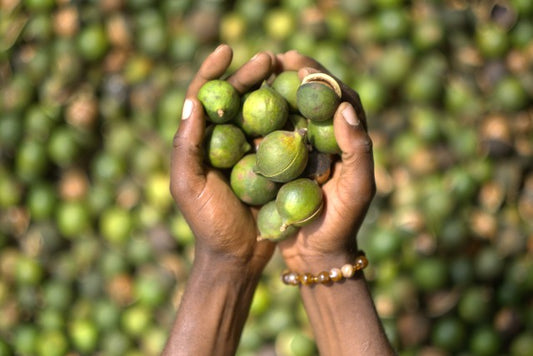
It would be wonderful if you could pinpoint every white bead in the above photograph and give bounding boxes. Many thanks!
[341,264,355,278]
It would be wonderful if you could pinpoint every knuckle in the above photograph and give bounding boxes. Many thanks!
[170,171,192,204]
[172,130,184,149]
[355,136,373,153]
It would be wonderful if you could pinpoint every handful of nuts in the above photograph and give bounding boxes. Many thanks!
[198,71,342,241]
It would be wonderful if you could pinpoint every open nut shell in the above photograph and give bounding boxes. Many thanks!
[301,73,342,99]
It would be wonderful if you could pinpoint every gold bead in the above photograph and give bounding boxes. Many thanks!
[281,251,369,287]
[355,255,368,270]
[317,271,330,284]
[329,267,343,282]
[301,273,314,285]
[341,263,355,278]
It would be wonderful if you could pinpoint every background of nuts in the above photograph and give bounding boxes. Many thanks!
[0,0,532,355]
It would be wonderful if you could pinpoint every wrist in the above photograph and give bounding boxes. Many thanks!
[285,254,352,273]
[280,246,359,274]
[168,244,265,356]
[192,246,266,281]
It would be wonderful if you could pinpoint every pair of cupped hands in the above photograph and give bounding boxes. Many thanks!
[170,44,375,275]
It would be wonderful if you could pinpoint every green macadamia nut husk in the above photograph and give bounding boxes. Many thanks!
[276,178,324,231]
[230,154,280,206]
[297,81,341,122]
[272,71,300,111]
[205,124,251,169]
[296,73,342,122]
[238,86,289,137]
[254,129,309,183]
[308,119,340,154]
[257,200,298,241]
[198,80,241,123]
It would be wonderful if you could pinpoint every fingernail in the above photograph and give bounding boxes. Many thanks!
[182,99,193,120]
[214,44,226,54]
[342,104,359,127]
[250,52,261,61]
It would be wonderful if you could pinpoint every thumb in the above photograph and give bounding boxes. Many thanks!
[333,102,376,204]
[170,97,206,203]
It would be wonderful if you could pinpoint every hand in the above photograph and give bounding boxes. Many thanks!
[170,45,276,272]
[275,50,376,270]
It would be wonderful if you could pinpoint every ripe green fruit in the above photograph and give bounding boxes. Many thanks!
[77,25,108,61]
[0,172,22,208]
[469,326,501,356]
[476,23,509,58]
[101,330,131,356]
[133,268,171,307]
[255,129,308,183]
[205,124,251,169]
[492,76,528,112]
[43,281,73,310]
[36,329,68,356]
[276,178,323,231]
[297,74,341,122]
[257,200,298,241]
[288,114,308,130]
[375,7,410,40]
[239,86,289,137]
[230,154,280,206]
[47,127,80,167]
[275,328,317,356]
[0,113,23,149]
[121,305,150,337]
[14,325,38,355]
[16,256,43,286]
[100,207,133,245]
[250,282,271,316]
[198,80,241,123]
[93,299,121,331]
[272,71,300,111]
[510,332,533,356]
[16,139,48,183]
[413,257,448,291]
[307,119,340,154]
[264,8,296,40]
[431,317,466,352]
[0,339,11,356]
[24,0,55,11]
[458,286,492,323]
[69,319,99,354]
[37,308,64,330]
[56,201,90,238]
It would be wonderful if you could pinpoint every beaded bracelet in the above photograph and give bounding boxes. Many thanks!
[281,253,369,286]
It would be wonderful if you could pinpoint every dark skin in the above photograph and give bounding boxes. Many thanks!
[164,44,395,356]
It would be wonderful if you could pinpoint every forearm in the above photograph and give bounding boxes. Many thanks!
[287,255,396,356]
[162,253,261,356]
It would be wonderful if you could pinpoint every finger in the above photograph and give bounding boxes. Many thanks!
[172,44,234,201]
[297,67,320,81]
[333,102,376,206]
[296,66,368,131]
[186,44,234,98]
[276,50,328,73]
[170,97,206,204]
[226,51,274,94]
